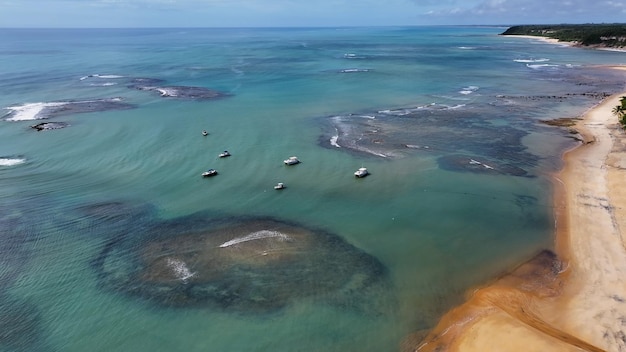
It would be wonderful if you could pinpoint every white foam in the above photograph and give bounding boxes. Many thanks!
[526,64,559,70]
[166,258,196,283]
[469,159,494,169]
[219,230,290,248]
[340,68,369,73]
[457,46,476,50]
[95,74,124,79]
[0,158,26,166]
[514,58,550,63]
[459,86,479,95]
[5,102,67,121]
[156,88,178,97]
[89,82,118,87]
[330,133,341,148]
[81,74,124,80]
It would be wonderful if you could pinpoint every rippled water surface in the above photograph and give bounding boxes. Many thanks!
[1,27,625,351]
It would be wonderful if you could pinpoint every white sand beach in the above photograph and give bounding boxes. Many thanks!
[410,68,626,352]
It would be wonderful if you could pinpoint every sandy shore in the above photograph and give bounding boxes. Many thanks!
[409,69,626,351]
[503,34,626,52]
[502,34,574,47]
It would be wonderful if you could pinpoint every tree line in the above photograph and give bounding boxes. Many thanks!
[614,97,626,128]
[502,24,626,47]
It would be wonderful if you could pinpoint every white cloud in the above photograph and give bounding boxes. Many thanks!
[420,0,623,24]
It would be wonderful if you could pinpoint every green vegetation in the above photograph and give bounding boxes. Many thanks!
[613,97,626,128]
[502,24,626,48]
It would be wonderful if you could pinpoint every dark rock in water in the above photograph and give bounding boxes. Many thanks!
[437,154,529,177]
[45,98,133,119]
[129,78,230,100]
[136,85,228,100]
[31,122,69,131]
[93,214,392,314]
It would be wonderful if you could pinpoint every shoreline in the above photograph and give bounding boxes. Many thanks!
[410,68,626,351]
[502,34,626,52]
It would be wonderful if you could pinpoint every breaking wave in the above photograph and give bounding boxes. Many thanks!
[219,230,290,248]
[165,258,196,283]
[0,157,26,166]
[4,98,130,121]
[514,58,550,63]
[80,74,125,80]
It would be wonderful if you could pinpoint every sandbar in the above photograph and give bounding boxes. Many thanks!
[409,68,626,352]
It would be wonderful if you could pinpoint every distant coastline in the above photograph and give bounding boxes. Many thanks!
[501,24,626,52]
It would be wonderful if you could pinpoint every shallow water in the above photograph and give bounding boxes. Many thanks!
[1,26,625,351]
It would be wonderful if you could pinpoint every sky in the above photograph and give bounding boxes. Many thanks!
[0,0,624,28]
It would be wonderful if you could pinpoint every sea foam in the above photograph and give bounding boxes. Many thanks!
[526,64,560,70]
[459,86,479,95]
[165,258,195,283]
[514,58,550,63]
[0,157,26,166]
[5,102,67,121]
[219,230,290,248]
[80,74,125,80]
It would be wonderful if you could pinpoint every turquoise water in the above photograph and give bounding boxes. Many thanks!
[1,27,625,351]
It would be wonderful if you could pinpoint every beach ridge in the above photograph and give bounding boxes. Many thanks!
[410,69,626,351]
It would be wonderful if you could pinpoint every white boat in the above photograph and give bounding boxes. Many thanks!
[354,167,369,178]
[284,156,300,165]
[218,150,231,158]
[202,168,218,177]
[274,182,286,190]
[202,130,208,136]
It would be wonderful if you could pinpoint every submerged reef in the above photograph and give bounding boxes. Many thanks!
[320,66,626,178]
[3,98,134,122]
[0,296,48,352]
[128,78,231,100]
[30,122,70,131]
[91,210,392,314]
[320,103,538,177]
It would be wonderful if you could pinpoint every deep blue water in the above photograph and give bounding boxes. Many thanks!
[1,26,625,351]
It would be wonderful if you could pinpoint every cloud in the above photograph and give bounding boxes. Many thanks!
[420,0,624,23]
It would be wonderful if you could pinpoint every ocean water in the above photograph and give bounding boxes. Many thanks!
[1,26,625,351]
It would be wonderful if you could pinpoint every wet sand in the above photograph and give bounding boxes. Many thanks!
[410,69,626,352]
[503,34,626,52]
[502,34,571,46]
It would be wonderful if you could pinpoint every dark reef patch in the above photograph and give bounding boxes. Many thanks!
[39,98,134,118]
[91,211,392,315]
[0,296,47,352]
[319,66,626,178]
[31,122,70,131]
[320,104,538,176]
[128,78,230,100]
[437,155,530,177]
